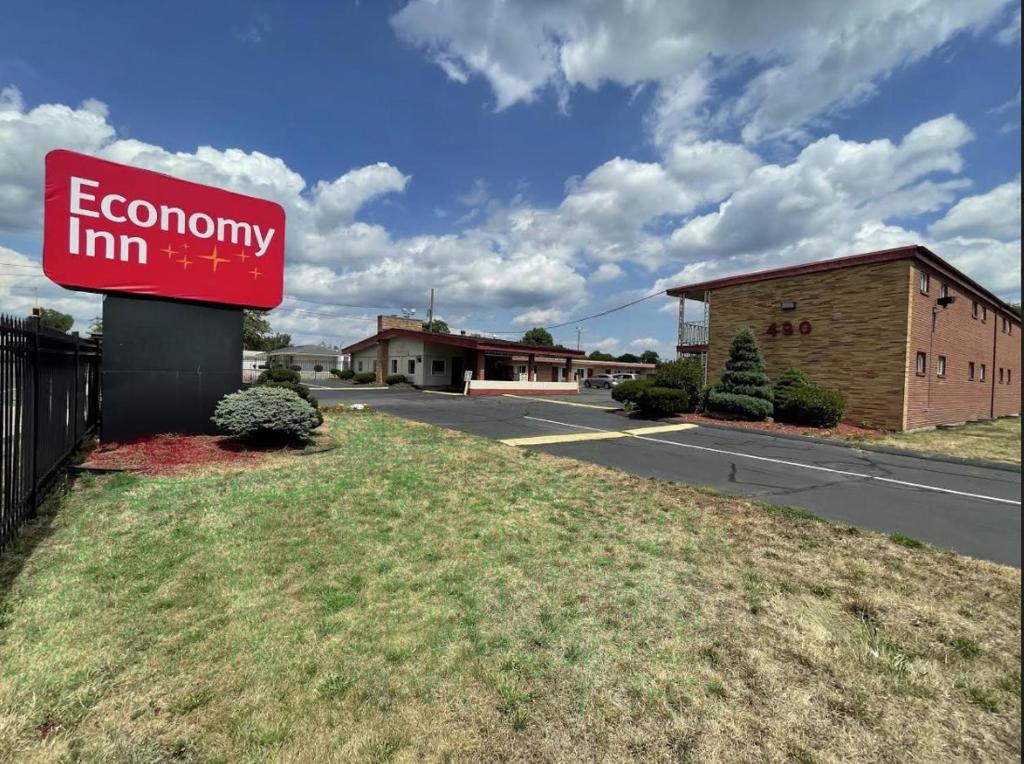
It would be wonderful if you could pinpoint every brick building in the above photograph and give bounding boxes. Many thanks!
[669,245,1021,431]
[343,315,584,394]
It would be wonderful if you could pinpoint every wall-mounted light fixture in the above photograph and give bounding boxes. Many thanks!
[780,300,797,311]
[937,295,956,307]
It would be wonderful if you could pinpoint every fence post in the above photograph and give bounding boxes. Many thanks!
[73,332,80,444]
[28,316,41,517]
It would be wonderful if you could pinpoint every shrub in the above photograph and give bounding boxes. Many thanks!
[705,390,773,420]
[289,365,302,373]
[256,366,300,385]
[611,378,651,406]
[638,386,690,418]
[353,371,377,384]
[696,384,713,413]
[652,358,703,409]
[705,328,774,420]
[313,364,324,374]
[339,368,355,380]
[776,384,845,427]
[774,366,809,410]
[385,374,407,385]
[212,387,320,443]
[329,368,339,376]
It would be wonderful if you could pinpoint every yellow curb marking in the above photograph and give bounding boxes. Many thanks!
[501,394,617,410]
[500,431,630,446]
[621,423,699,435]
[501,422,697,447]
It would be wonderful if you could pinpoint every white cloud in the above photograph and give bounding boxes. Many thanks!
[929,177,1021,240]
[591,263,623,282]
[995,6,1021,43]
[391,0,1010,143]
[512,307,568,326]
[588,336,621,353]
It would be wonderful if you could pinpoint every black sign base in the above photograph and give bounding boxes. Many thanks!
[101,294,242,442]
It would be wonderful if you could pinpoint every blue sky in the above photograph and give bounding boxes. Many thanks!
[1,1,1020,354]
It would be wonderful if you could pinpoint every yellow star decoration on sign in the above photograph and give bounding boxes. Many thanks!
[199,246,230,272]
[161,244,178,259]
[177,255,192,270]
[236,249,250,262]
[249,266,262,280]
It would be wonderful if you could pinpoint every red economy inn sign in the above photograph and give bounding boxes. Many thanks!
[43,149,285,309]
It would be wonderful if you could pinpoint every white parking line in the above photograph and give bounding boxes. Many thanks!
[523,416,1021,506]
[501,394,617,410]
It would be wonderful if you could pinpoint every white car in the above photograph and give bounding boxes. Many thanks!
[583,373,617,388]
[613,373,639,381]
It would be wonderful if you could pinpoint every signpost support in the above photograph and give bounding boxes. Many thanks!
[100,295,243,442]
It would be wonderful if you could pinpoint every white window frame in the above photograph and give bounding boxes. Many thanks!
[919,271,930,294]
[939,283,949,299]
[980,363,986,381]
[430,358,447,376]
[937,355,946,377]
[407,359,416,375]
[356,360,364,372]
[915,351,927,376]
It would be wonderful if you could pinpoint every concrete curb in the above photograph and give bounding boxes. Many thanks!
[679,419,1021,474]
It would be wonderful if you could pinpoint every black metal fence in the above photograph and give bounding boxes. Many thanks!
[1,315,100,551]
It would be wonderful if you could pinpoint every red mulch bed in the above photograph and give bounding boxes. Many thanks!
[79,434,264,476]
[663,412,884,439]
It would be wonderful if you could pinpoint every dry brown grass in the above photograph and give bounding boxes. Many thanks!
[0,410,1019,762]
[843,416,1021,465]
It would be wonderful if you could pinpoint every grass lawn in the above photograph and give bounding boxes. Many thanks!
[0,410,1020,762]
[846,416,1021,465]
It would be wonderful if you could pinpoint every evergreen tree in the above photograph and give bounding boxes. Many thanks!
[773,366,808,410]
[706,328,774,420]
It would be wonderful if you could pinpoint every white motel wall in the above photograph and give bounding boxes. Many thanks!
[350,338,461,387]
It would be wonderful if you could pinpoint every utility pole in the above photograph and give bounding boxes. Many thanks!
[427,288,435,329]
[576,326,582,350]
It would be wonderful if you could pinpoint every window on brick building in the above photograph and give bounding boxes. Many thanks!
[981,306,988,322]
[972,301,980,318]
[939,283,949,299]
[919,271,930,294]
[915,352,927,376]
[999,367,1005,383]
[980,364,986,381]
[1009,369,1013,385]
[968,362,975,380]
[937,356,946,377]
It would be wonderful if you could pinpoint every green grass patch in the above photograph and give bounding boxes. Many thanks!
[0,410,1018,761]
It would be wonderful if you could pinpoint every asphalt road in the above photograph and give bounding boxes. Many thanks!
[312,385,1022,567]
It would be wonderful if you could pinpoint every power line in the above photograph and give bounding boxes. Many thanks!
[474,288,670,334]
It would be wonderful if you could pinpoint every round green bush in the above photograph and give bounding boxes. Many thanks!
[705,390,773,420]
[313,364,324,374]
[651,358,703,409]
[776,384,846,427]
[339,368,355,380]
[385,374,407,385]
[774,366,809,410]
[611,378,651,406]
[637,386,690,418]
[353,371,377,384]
[288,365,302,373]
[257,366,301,385]
[212,387,321,443]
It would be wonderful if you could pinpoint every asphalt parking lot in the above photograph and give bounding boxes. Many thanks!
[312,385,1023,567]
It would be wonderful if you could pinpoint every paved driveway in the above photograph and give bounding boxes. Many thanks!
[313,387,1022,567]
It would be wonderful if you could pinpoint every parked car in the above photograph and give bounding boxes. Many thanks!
[583,373,617,388]
[613,373,639,381]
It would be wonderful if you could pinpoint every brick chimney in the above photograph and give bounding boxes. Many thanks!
[377,314,423,332]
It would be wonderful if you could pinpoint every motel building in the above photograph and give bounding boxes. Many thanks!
[343,316,584,395]
[669,245,1021,431]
